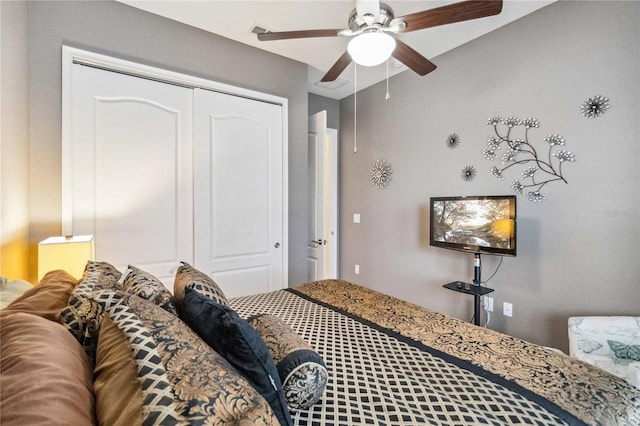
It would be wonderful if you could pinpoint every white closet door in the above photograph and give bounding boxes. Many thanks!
[68,64,193,288]
[194,89,284,297]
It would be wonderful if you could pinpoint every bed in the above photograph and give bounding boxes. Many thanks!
[1,264,638,425]
[231,279,640,426]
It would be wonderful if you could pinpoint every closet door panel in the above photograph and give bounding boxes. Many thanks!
[68,64,193,287]
[194,89,284,297]
[210,115,270,256]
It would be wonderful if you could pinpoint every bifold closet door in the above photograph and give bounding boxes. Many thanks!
[193,89,284,298]
[68,64,194,288]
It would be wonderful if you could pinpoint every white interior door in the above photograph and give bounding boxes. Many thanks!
[194,89,285,297]
[307,112,338,281]
[66,64,193,288]
[307,112,326,281]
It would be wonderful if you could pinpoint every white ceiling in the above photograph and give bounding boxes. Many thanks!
[119,0,553,99]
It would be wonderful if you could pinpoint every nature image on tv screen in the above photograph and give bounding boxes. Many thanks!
[432,198,514,249]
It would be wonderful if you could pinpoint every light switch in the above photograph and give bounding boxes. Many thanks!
[353,213,360,223]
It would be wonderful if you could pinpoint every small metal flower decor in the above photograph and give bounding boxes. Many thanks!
[461,165,477,182]
[483,116,575,202]
[445,133,461,149]
[370,160,392,189]
[580,95,610,119]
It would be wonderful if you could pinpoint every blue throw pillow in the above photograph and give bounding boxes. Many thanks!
[183,287,292,426]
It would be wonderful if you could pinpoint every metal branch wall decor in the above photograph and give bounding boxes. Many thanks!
[580,95,610,119]
[370,160,393,189]
[483,116,575,202]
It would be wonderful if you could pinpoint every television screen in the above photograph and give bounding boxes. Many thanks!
[430,195,516,256]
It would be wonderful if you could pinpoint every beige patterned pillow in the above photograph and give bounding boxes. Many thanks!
[172,261,228,313]
[249,313,328,409]
[93,290,278,425]
[121,265,177,316]
[57,261,122,361]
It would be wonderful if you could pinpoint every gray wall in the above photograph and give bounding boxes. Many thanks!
[309,93,340,131]
[338,1,640,352]
[24,0,309,284]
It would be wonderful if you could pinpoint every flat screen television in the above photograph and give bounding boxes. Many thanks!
[430,195,516,257]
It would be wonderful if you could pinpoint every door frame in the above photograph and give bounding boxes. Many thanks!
[61,46,289,285]
[326,127,339,278]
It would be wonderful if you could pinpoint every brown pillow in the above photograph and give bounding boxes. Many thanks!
[94,314,144,426]
[0,270,77,321]
[0,312,95,425]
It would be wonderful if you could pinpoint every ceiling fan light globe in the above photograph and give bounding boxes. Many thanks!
[347,32,396,67]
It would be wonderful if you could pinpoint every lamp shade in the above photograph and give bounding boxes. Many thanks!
[347,32,396,67]
[38,235,94,281]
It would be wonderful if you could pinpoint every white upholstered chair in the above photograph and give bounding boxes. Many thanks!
[568,316,640,389]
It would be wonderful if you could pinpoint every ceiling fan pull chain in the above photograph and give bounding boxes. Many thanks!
[385,59,391,100]
[354,63,357,154]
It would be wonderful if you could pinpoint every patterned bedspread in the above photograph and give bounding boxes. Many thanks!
[230,280,640,425]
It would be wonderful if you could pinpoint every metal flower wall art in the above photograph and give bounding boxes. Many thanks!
[580,95,610,119]
[461,165,477,182]
[483,116,575,202]
[446,133,461,149]
[370,160,393,189]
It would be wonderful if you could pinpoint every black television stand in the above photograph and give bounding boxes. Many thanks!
[443,281,493,326]
[442,253,494,326]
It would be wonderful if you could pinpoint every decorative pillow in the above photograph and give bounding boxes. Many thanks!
[80,260,123,286]
[93,289,278,425]
[173,261,228,312]
[94,314,145,425]
[0,312,94,425]
[58,260,122,361]
[183,287,293,426]
[248,313,328,410]
[121,265,178,316]
[0,270,76,321]
[607,340,640,361]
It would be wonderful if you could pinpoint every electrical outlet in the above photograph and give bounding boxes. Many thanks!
[503,302,513,317]
[353,213,360,223]
[483,296,493,312]
[354,264,360,275]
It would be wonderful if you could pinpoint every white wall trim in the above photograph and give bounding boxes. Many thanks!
[61,45,289,285]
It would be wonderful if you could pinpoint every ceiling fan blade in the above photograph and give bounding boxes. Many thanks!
[257,29,343,41]
[391,39,437,76]
[321,51,353,82]
[391,0,503,33]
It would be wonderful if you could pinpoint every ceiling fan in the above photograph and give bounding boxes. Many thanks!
[256,0,503,82]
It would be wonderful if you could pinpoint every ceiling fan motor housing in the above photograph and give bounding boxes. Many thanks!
[348,2,395,31]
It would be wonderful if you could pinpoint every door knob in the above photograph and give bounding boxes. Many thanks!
[274,242,280,248]
[311,239,323,245]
